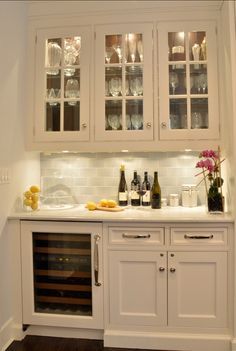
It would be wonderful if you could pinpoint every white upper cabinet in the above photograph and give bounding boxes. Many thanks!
[158,22,219,140]
[94,23,154,141]
[34,26,91,142]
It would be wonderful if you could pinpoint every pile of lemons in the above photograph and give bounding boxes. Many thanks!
[23,185,40,211]
[86,199,117,211]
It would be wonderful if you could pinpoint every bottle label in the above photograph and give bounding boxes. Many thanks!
[119,192,128,201]
[142,190,150,202]
[152,193,161,208]
[131,190,140,200]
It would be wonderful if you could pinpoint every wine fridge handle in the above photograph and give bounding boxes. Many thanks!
[94,234,101,286]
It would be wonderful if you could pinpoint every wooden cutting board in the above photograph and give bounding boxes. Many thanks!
[96,206,124,212]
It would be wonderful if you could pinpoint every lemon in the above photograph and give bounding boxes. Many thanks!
[31,202,39,211]
[107,199,117,208]
[99,199,108,207]
[30,185,40,193]
[86,202,97,211]
[24,190,32,199]
[32,194,39,203]
[24,198,33,207]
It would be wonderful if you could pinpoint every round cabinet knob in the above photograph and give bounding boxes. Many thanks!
[82,123,87,128]
[146,122,152,129]
[161,122,167,129]
[159,267,165,272]
[170,267,176,273]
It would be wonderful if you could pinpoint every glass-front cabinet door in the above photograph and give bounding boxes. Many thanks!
[158,22,219,140]
[34,27,91,142]
[95,24,153,141]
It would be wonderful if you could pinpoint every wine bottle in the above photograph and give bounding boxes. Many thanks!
[151,171,161,209]
[118,165,128,206]
[142,171,151,206]
[131,171,141,206]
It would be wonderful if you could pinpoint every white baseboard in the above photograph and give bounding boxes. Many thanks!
[231,338,236,350]
[26,325,103,340]
[0,320,24,351]
[104,330,232,351]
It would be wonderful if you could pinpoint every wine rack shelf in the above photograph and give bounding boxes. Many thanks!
[33,232,92,315]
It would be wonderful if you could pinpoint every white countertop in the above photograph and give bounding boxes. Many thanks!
[8,205,234,223]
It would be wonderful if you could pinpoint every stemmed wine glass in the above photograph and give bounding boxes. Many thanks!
[112,44,122,63]
[137,40,143,62]
[169,72,179,95]
[108,114,121,130]
[109,78,122,97]
[128,36,137,63]
[105,47,114,64]
[199,73,208,93]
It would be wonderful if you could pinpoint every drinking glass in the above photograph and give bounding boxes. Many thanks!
[109,78,122,97]
[126,114,131,130]
[108,114,121,130]
[169,72,179,94]
[191,112,202,129]
[105,47,114,63]
[131,114,143,130]
[199,73,208,93]
[113,45,122,63]
[47,41,62,75]
[65,79,80,105]
[137,40,143,62]
[128,35,137,63]
[130,77,143,96]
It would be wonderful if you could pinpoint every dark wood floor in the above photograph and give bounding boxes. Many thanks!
[6,336,168,351]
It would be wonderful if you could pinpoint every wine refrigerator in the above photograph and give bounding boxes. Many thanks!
[20,221,103,329]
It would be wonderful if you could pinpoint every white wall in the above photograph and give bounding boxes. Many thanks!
[0,2,40,350]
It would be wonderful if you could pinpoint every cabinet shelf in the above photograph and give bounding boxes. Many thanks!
[35,296,92,305]
[35,282,92,292]
[34,247,91,255]
[34,269,91,278]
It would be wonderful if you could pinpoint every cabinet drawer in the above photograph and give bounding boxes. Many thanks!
[170,227,227,246]
[108,227,164,246]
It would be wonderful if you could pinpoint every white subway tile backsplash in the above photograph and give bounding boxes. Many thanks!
[40,152,204,205]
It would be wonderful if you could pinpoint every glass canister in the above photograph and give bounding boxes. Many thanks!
[181,184,198,207]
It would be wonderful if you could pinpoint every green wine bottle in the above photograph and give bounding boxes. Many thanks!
[151,171,161,209]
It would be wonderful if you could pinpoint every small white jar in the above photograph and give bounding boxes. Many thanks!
[181,184,198,207]
[169,194,179,207]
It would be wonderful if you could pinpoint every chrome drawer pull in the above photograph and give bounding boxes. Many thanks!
[94,234,101,286]
[122,233,151,239]
[184,234,214,240]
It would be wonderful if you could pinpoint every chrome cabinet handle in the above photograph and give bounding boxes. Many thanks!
[159,267,165,272]
[184,234,214,240]
[94,234,101,286]
[170,267,176,273]
[122,233,151,239]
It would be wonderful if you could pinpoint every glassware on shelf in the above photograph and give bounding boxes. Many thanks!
[130,77,143,96]
[131,114,143,130]
[105,47,114,63]
[128,34,137,63]
[125,80,130,95]
[113,44,122,63]
[108,114,121,130]
[169,72,179,95]
[47,88,61,106]
[137,40,143,62]
[170,114,181,129]
[199,73,208,93]
[192,43,200,69]
[47,41,62,75]
[65,79,80,105]
[64,37,81,76]
[201,36,207,60]
[191,112,202,129]
[109,77,122,97]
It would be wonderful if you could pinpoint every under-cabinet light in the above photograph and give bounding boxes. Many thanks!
[121,149,129,153]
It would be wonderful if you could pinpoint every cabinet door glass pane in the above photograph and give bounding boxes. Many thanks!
[33,232,92,316]
[190,64,208,94]
[168,32,186,61]
[169,99,187,129]
[104,33,143,132]
[45,36,81,132]
[169,66,186,95]
[191,98,208,129]
[189,31,206,61]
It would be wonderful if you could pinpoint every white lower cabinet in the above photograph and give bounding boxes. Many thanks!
[109,250,167,326]
[168,251,227,328]
[105,224,230,332]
